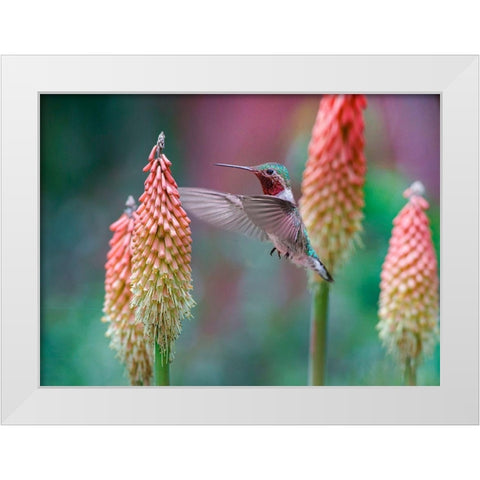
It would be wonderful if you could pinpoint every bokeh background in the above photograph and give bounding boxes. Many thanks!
[40,94,440,386]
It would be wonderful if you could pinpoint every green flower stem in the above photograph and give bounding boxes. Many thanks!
[154,342,170,386]
[309,280,330,385]
[404,358,417,386]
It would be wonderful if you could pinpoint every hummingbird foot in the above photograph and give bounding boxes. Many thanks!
[270,247,289,259]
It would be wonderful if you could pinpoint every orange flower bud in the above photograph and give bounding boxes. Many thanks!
[377,181,439,370]
[300,94,367,273]
[102,196,152,385]
[130,133,195,360]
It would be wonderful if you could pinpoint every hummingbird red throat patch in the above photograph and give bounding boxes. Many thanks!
[256,172,284,196]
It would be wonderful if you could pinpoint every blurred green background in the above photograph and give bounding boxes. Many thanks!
[40,94,440,386]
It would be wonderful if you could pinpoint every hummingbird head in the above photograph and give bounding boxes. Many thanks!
[215,162,292,197]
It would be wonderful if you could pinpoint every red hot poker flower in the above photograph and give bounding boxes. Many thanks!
[378,181,439,377]
[102,196,153,385]
[130,133,195,360]
[300,94,367,274]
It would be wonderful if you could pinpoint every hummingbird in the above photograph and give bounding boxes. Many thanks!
[178,163,333,282]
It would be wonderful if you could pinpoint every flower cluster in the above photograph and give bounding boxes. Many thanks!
[300,94,367,274]
[377,181,439,368]
[102,196,152,385]
[130,133,195,360]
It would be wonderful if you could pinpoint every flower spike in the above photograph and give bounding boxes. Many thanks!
[102,195,153,385]
[130,133,195,362]
[377,181,439,383]
[300,94,367,274]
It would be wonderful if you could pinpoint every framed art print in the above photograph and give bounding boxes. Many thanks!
[1,55,478,424]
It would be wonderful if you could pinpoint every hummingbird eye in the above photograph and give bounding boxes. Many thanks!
[266,169,274,175]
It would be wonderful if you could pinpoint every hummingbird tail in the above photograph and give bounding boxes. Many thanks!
[309,256,334,283]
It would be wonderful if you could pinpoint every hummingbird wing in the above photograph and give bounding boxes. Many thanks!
[178,187,269,241]
[178,188,302,245]
[242,195,302,245]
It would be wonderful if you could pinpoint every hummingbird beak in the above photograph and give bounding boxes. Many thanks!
[214,163,256,172]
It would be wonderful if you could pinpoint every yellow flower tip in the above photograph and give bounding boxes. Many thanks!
[103,195,153,386]
[300,94,367,272]
[131,133,195,359]
[377,182,439,368]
